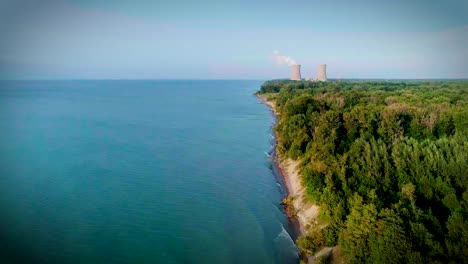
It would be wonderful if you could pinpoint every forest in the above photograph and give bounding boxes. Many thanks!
[258,80,468,264]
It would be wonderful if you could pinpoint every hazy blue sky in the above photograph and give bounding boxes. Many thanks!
[0,0,467,79]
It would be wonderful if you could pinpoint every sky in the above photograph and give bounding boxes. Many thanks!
[0,0,467,79]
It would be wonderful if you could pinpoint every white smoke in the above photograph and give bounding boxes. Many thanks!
[273,50,297,66]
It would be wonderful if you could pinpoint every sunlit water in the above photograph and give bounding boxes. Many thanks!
[0,80,298,264]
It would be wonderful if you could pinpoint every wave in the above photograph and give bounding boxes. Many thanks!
[274,224,299,257]
[276,181,283,192]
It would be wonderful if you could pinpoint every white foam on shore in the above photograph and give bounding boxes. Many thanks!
[274,224,299,257]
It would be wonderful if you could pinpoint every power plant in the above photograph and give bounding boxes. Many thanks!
[288,63,328,81]
[317,64,327,81]
[290,64,301,80]
[275,51,327,81]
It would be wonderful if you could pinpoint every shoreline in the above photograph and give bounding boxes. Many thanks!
[256,94,319,237]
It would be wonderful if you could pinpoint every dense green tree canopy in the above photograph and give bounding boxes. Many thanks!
[259,80,468,263]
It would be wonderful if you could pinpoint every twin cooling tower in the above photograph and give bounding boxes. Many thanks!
[290,65,301,80]
[290,64,327,81]
[317,64,327,81]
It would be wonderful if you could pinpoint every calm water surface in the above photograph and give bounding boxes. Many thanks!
[0,80,298,264]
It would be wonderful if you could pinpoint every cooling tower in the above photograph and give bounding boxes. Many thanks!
[291,64,301,80]
[317,64,327,81]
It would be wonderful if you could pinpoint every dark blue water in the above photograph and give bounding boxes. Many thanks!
[0,80,298,264]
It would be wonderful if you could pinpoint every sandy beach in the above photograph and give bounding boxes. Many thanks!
[256,94,319,236]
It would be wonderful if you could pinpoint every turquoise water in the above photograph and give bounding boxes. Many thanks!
[0,80,298,263]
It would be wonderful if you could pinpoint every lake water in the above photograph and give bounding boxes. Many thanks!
[0,80,298,263]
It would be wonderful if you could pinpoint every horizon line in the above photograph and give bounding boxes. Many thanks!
[1,78,468,81]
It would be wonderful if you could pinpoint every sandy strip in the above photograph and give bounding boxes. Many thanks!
[278,158,320,235]
[256,94,319,236]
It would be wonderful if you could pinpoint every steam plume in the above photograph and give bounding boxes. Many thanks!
[273,50,297,66]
